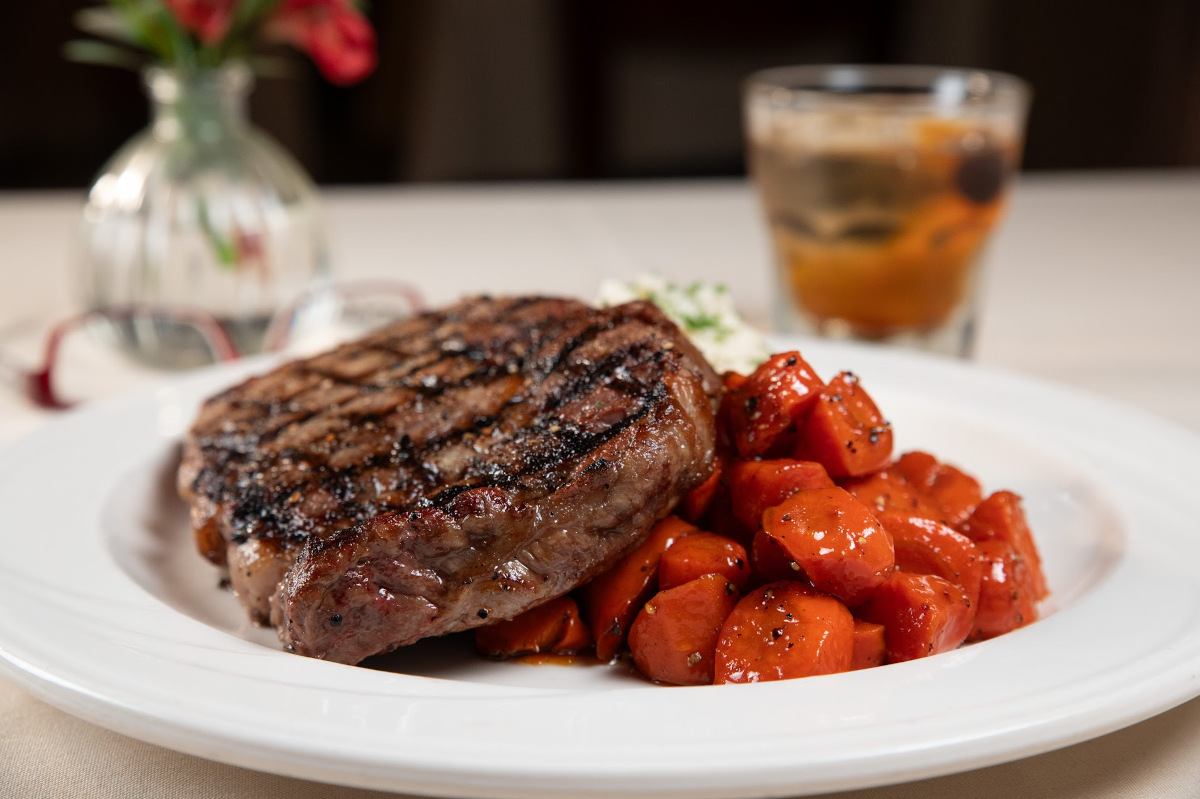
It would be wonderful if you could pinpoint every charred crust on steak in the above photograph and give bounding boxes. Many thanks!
[179,296,720,661]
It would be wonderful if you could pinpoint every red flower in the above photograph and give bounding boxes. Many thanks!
[266,0,377,85]
[164,0,238,46]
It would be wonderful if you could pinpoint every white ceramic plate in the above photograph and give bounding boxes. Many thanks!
[3,339,1200,799]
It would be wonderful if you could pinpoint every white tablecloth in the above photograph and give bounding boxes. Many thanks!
[2,172,1199,798]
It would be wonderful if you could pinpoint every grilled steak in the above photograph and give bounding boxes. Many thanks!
[179,296,720,664]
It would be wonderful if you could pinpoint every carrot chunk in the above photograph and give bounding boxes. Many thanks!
[659,532,751,591]
[857,572,973,663]
[970,539,1038,640]
[959,491,1048,600]
[724,352,825,458]
[797,372,893,478]
[761,487,895,606]
[699,478,755,547]
[714,582,854,683]
[728,459,834,530]
[628,574,741,685]
[841,466,938,519]
[475,596,591,658]
[851,620,887,670]
[880,511,983,612]
[894,451,983,527]
[680,461,723,524]
[577,516,697,661]
[749,527,802,584]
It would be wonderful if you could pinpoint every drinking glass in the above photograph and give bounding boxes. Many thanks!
[744,65,1030,356]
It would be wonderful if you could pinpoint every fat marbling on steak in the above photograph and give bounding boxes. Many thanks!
[178,296,720,664]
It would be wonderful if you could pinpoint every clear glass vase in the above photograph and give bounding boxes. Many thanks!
[75,63,330,368]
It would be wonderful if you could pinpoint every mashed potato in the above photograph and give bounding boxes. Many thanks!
[599,276,770,374]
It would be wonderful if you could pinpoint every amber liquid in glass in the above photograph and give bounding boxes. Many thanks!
[752,118,1018,344]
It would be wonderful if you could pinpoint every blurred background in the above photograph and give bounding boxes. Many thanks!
[3,0,1199,189]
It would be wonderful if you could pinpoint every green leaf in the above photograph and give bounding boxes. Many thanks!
[68,0,306,73]
[679,311,726,332]
[62,39,145,70]
[105,0,170,61]
[73,7,140,44]
[158,8,198,70]
[197,196,239,269]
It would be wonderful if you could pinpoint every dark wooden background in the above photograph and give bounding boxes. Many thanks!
[3,0,1199,188]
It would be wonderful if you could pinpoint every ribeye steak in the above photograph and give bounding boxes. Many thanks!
[178,296,720,664]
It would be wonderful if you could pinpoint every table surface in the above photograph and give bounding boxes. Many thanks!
[2,171,1199,799]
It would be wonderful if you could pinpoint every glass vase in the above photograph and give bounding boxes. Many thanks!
[75,63,329,368]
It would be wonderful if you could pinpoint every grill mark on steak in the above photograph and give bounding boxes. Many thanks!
[538,341,660,414]
[236,313,617,478]
[179,296,720,658]
[192,299,559,448]
[278,367,713,664]
[397,379,667,514]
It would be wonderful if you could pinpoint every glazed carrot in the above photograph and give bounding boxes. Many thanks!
[699,480,755,547]
[970,539,1038,640]
[880,511,983,612]
[714,582,854,683]
[556,602,592,652]
[760,487,895,606]
[749,527,802,584]
[851,620,887,670]
[715,372,748,457]
[577,515,697,661]
[797,372,893,478]
[659,532,752,591]
[628,574,741,685]
[841,466,939,519]
[890,451,939,488]
[680,461,723,524]
[857,572,973,663]
[728,459,834,530]
[475,596,591,658]
[724,352,825,459]
[723,372,749,392]
[893,451,983,527]
[959,491,1048,600]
